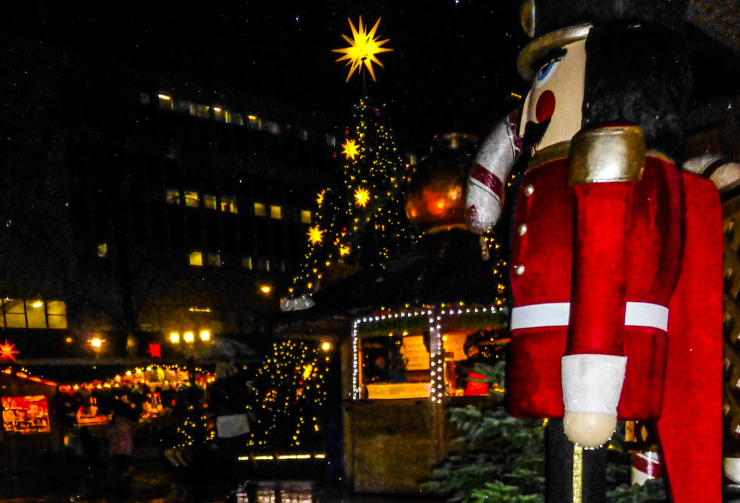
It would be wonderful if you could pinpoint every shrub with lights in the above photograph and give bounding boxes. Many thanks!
[247,340,330,453]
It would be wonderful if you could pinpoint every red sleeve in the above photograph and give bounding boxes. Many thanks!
[566,181,634,356]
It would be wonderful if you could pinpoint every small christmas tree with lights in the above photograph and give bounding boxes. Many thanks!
[287,17,419,300]
[247,340,329,452]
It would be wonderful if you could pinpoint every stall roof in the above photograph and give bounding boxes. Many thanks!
[281,229,503,325]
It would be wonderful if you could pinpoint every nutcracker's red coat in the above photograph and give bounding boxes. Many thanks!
[506,153,722,501]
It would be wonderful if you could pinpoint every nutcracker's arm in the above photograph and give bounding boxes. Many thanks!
[562,124,646,448]
[465,110,523,234]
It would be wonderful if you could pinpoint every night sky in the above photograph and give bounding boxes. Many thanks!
[1,1,737,153]
[1,0,529,151]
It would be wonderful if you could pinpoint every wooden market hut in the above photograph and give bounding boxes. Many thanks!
[276,134,508,493]
[0,368,60,472]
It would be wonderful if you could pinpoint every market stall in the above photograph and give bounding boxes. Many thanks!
[0,368,60,471]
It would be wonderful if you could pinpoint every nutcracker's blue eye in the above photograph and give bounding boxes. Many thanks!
[534,58,561,87]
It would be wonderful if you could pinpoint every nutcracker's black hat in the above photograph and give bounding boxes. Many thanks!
[517,0,691,79]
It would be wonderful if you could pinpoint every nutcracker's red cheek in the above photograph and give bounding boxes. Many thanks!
[535,90,556,123]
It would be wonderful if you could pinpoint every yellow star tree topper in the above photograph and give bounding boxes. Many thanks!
[342,139,359,160]
[333,17,392,82]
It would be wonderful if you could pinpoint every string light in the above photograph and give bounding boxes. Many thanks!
[351,304,508,402]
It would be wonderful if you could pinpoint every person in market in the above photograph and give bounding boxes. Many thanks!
[455,334,491,396]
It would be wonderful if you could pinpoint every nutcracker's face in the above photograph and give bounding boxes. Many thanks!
[520,38,587,151]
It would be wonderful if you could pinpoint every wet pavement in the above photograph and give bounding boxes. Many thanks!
[0,461,444,503]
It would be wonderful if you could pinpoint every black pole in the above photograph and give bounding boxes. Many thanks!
[545,418,608,503]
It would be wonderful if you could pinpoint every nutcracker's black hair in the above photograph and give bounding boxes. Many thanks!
[581,24,692,159]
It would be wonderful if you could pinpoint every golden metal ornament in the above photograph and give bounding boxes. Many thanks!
[568,125,646,186]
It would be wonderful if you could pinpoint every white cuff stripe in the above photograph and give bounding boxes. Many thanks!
[561,354,627,415]
[510,302,668,331]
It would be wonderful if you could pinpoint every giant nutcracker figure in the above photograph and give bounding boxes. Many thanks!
[465,1,723,501]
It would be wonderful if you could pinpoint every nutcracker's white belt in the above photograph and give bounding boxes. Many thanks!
[510,302,669,331]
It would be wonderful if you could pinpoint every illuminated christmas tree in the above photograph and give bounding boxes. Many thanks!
[247,340,329,452]
[287,18,419,300]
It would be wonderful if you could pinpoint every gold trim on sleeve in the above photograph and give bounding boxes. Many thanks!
[568,125,646,186]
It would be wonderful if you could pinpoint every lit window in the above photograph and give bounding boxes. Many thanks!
[258,259,270,271]
[195,104,210,118]
[270,205,282,220]
[204,195,217,210]
[26,300,46,329]
[158,93,174,110]
[298,129,308,141]
[184,191,199,208]
[254,203,266,217]
[166,189,181,205]
[4,299,25,328]
[233,113,244,126]
[242,257,253,269]
[326,135,336,147]
[207,253,221,267]
[189,251,203,267]
[220,196,238,213]
[97,243,108,257]
[300,210,312,224]
[46,301,67,329]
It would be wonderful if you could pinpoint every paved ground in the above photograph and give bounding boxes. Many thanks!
[0,460,444,503]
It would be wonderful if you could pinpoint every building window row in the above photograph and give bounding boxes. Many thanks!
[166,189,311,222]
[149,92,337,147]
[166,189,238,214]
[0,299,68,329]
[189,251,284,272]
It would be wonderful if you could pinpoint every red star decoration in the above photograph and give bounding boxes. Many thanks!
[147,343,161,358]
[0,340,19,361]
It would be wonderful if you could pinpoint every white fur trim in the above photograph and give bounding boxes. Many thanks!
[561,354,627,415]
[511,302,668,331]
